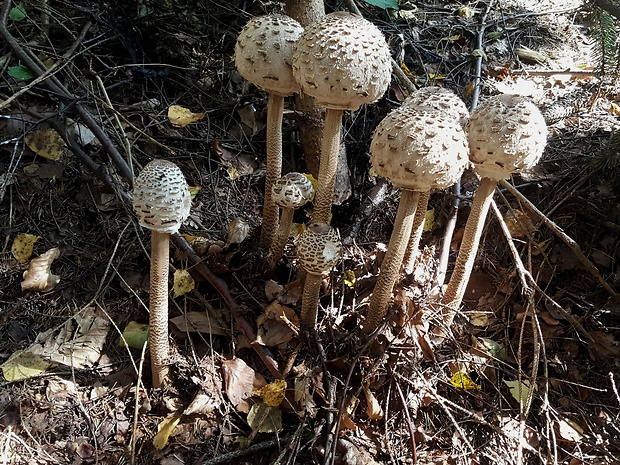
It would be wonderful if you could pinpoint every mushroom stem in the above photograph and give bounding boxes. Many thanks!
[260,94,285,250]
[300,273,323,330]
[312,109,343,224]
[403,189,431,275]
[149,230,171,388]
[266,207,295,273]
[441,177,496,326]
[365,190,420,334]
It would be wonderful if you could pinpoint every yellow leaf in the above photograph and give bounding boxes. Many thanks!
[11,233,40,263]
[423,209,435,232]
[469,312,489,327]
[504,209,535,238]
[400,61,413,77]
[188,185,201,199]
[428,73,445,80]
[24,128,64,160]
[167,105,205,128]
[119,321,149,349]
[303,173,318,201]
[450,371,481,390]
[1,350,50,381]
[255,379,287,407]
[343,270,356,289]
[532,238,552,256]
[173,269,195,298]
[290,223,304,237]
[153,414,183,449]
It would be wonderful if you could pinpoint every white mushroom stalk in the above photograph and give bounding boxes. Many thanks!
[234,14,303,250]
[296,223,341,330]
[292,12,391,224]
[441,94,548,328]
[364,105,469,334]
[266,172,314,272]
[132,159,191,388]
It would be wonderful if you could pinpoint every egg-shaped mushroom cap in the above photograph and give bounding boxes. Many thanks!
[292,12,391,111]
[234,14,303,97]
[467,94,548,181]
[370,105,469,191]
[132,159,191,234]
[272,172,314,209]
[296,223,341,275]
[403,86,469,126]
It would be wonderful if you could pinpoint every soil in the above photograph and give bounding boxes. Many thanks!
[1,1,620,464]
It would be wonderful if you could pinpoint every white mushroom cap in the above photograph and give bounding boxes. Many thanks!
[467,94,548,181]
[370,105,469,191]
[292,12,392,111]
[234,14,303,97]
[403,86,469,126]
[132,159,191,234]
[272,172,314,209]
[296,223,341,275]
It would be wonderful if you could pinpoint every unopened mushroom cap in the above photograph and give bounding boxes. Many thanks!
[403,86,469,126]
[370,105,469,191]
[467,94,548,180]
[272,172,314,209]
[296,223,341,275]
[132,159,191,234]
[235,14,303,97]
[292,12,391,110]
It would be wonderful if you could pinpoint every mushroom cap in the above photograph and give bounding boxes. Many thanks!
[132,159,191,234]
[272,172,314,209]
[403,86,469,126]
[467,94,548,181]
[292,12,391,111]
[370,105,470,191]
[296,223,341,275]
[234,14,303,97]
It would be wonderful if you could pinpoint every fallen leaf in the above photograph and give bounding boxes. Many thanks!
[167,105,205,128]
[256,301,299,347]
[170,312,228,336]
[236,104,258,135]
[255,379,287,407]
[247,402,282,433]
[25,128,64,160]
[1,350,50,381]
[556,418,583,443]
[504,209,536,238]
[225,218,250,248]
[119,321,149,349]
[469,312,489,327]
[294,372,318,418]
[423,208,435,232]
[153,414,183,449]
[221,358,265,413]
[173,269,195,298]
[184,391,220,415]
[265,280,284,301]
[450,372,481,390]
[363,383,384,420]
[343,270,356,289]
[21,247,60,292]
[504,379,537,406]
[11,233,40,263]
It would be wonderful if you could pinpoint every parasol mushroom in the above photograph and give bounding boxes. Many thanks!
[234,14,304,250]
[441,94,547,328]
[132,159,191,388]
[292,11,391,224]
[364,105,469,334]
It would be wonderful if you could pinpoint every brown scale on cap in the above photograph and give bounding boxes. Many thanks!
[402,86,469,127]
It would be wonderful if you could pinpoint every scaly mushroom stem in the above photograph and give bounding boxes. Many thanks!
[266,207,295,273]
[312,109,343,224]
[260,94,285,249]
[149,231,171,388]
[300,273,323,331]
[403,189,431,275]
[441,177,496,326]
[364,190,420,334]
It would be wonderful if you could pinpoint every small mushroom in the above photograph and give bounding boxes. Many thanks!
[266,172,314,272]
[132,159,191,388]
[364,105,469,334]
[441,94,548,327]
[292,12,391,224]
[296,223,341,330]
[234,14,304,250]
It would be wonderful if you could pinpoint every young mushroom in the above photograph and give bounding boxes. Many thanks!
[441,94,548,328]
[265,172,314,273]
[296,223,341,330]
[132,159,191,388]
[292,12,391,224]
[364,105,469,334]
[234,14,304,250]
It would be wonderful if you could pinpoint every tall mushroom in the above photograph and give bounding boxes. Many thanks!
[441,94,547,327]
[234,14,303,250]
[132,159,191,388]
[266,172,314,273]
[401,87,470,275]
[364,105,469,334]
[292,12,391,224]
[296,223,341,330]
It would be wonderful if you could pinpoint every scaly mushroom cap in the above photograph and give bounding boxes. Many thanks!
[297,223,341,275]
[467,94,548,181]
[403,86,469,126]
[292,12,391,111]
[234,14,303,97]
[133,159,191,234]
[272,172,314,209]
[370,105,470,191]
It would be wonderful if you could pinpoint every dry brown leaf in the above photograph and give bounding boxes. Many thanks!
[363,383,383,420]
[21,247,60,292]
[504,209,536,238]
[221,358,265,413]
[167,105,205,128]
[170,312,228,336]
[25,128,64,160]
[225,218,250,248]
[256,301,299,347]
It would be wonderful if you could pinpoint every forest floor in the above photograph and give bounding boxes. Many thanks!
[1,0,620,464]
